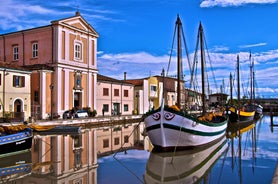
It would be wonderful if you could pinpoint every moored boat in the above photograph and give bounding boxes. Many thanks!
[228,105,255,123]
[0,125,33,156]
[144,16,228,151]
[227,55,255,123]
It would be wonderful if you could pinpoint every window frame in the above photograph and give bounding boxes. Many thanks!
[114,88,119,96]
[103,104,109,112]
[150,85,157,92]
[32,42,38,58]
[13,45,19,61]
[124,89,128,97]
[124,104,129,112]
[103,88,109,96]
[74,41,82,61]
[13,75,25,88]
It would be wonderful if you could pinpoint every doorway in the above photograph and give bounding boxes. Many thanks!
[74,92,82,109]
[113,103,120,115]
[13,99,24,120]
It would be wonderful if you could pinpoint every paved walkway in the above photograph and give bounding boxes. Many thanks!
[1,115,143,127]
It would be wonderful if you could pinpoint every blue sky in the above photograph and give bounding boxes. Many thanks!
[1,0,278,98]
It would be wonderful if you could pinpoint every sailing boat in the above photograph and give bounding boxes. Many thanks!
[228,55,255,123]
[246,53,263,119]
[144,16,228,151]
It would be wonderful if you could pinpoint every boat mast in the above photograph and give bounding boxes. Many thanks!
[230,72,233,105]
[176,15,182,108]
[250,52,253,103]
[237,55,241,107]
[199,23,206,114]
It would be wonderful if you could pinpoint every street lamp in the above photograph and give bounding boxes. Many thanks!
[49,83,54,120]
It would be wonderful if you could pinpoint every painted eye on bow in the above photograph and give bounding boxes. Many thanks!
[164,112,175,120]
[152,113,161,120]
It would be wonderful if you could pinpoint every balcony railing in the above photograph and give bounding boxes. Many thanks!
[0,112,25,122]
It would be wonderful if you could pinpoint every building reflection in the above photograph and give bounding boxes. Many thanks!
[96,122,147,156]
[22,128,98,184]
[0,122,146,183]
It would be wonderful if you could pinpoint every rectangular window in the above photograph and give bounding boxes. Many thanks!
[74,42,82,60]
[103,88,109,96]
[13,75,25,87]
[34,91,39,102]
[114,137,120,145]
[114,89,119,96]
[124,90,128,97]
[32,42,38,58]
[13,45,19,61]
[103,139,109,148]
[150,85,157,92]
[124,136,129,143]
[124,104,128,111]
[103,104,109,112]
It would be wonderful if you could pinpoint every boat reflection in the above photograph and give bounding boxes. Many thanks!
[226,119,258,184]
[0,150,32,183]
[144,136,228,183]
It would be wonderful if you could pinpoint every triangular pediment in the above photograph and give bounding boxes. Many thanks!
[52,12,98,37]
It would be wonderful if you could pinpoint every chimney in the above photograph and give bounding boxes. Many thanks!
[124,72,127,80]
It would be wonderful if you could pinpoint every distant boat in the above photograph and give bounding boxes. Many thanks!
[144,16,228,151]
[0,125,33,156]
[144,135,228,183]
[29,124,82,135]
[247,53,263,119]
[0,150,32,182]
[227,55,255,123]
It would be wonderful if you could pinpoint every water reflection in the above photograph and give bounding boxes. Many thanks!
[226,120,257,184]
[0,129,98,184]
[1,116,278,184]
[0,150,32,183]
[144,136,228,183]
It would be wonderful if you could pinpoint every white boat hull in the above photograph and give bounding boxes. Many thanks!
[144,107,227,150]
[144,135,228,183]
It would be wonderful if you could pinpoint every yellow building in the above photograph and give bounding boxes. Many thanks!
[0,65,31,122]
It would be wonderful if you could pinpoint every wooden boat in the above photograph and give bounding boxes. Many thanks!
[227,55,255,123]
[0,150,32,182]
[144,135,228,183]
[248,54,263,119]
[29,124,82,135]
[0,125,33,156]
[144,16,228,151]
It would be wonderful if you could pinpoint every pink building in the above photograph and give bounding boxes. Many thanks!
[0,12,98,120]
[96,74,134,116]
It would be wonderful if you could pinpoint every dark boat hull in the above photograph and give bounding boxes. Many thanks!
[0,129,33,156]
[228,107,255,123]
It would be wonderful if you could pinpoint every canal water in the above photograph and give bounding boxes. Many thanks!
[0,115,277,184]
[98,115,278,184]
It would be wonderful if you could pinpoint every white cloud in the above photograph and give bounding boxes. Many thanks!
[99,52,169,64]
[98,49,278,97]
[200,0,277,8]
[239,43,267,49]
[0,0,58,31]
